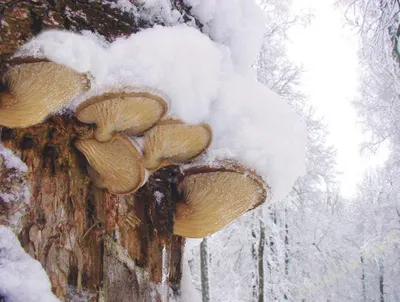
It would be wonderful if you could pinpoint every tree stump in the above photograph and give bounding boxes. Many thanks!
[0,1,199,300]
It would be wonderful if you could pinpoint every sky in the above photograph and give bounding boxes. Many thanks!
[287,0,389,198]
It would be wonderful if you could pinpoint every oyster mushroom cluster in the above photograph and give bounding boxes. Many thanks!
[0,59,268,238]
[74,91,268,238]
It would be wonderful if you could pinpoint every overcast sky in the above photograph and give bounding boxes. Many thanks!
[287,0,389,198]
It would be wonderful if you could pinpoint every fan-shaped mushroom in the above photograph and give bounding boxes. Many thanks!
[173,168,267,238]
[75,134,145,195]
[76,91,168,142]
[0,61,89,128]
[142,121,212,171]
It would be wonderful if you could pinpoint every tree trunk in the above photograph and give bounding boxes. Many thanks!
[361,254,366,301]
[0,1,200,301]
[251,219,258,301]
[200,238,210,302]
[284,209,289,300]
[258,222,265,302]
[379,261,384,302]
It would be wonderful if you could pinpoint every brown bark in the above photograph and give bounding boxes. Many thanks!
[0,1,201,301]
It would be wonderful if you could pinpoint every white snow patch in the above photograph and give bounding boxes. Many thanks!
[184,0,266,74]
[0,146,27,174]
[0,226,59,302]
[15,16,305,204]
[107,0,183,25]
[173,239,203,302]
[154,191,164,204]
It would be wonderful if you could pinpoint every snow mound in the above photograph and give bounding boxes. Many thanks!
[0,226,59,302]
[184,0,266,74]
[15,21,305,204]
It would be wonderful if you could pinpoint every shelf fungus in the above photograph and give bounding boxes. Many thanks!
[0,61,89,128]
[173,167,267,238]
[142,121,212,171]
[75,134,145,195]
[76,91,168,142]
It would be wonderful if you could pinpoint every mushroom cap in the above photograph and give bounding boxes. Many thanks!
[76,92,168,142]
[0,61,89,128]
[142,121,212,171]
[75,134,145,195]
[173,168,267,238]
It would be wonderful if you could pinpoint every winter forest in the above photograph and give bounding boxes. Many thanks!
[0,0,399,301]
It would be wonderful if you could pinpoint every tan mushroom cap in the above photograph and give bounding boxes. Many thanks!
[75,134,145,195]
[76,92,168,142]
[173,168,267,238]
[0,61,89,128]
[142,121,212,171]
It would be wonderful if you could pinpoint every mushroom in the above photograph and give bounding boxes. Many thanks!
[142,121,212,171]
[173,167,267,238]
[76,91,168,142]
[0,61,89,128]
[75,134,145,195]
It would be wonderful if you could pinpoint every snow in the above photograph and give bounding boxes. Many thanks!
[184,0,266,74]
[0,145,27,174]
[0,144,29,206]
[106,0,183,26]
[154,191,164,204]
[0,226,59,302]
[175,239,203,302]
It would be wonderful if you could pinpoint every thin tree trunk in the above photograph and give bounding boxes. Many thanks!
[284,209,289,300]
[0,1,200,300]
[200,238,210,302]
[258,222,265,302]
[251,225,258,301]
[379,261,384,302]
[361,254,366,301]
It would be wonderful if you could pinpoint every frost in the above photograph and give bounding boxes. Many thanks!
[0,226,59,302]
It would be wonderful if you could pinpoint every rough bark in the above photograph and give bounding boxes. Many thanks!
[0,1,201,301]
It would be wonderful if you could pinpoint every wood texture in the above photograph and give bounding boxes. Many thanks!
[0,1,200,300]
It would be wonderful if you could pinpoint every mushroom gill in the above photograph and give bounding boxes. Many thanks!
[76,92,168,142]
[173,170,267,238]
[0,61,89,128]
[142,122,212,171]
[75,134,145,195]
